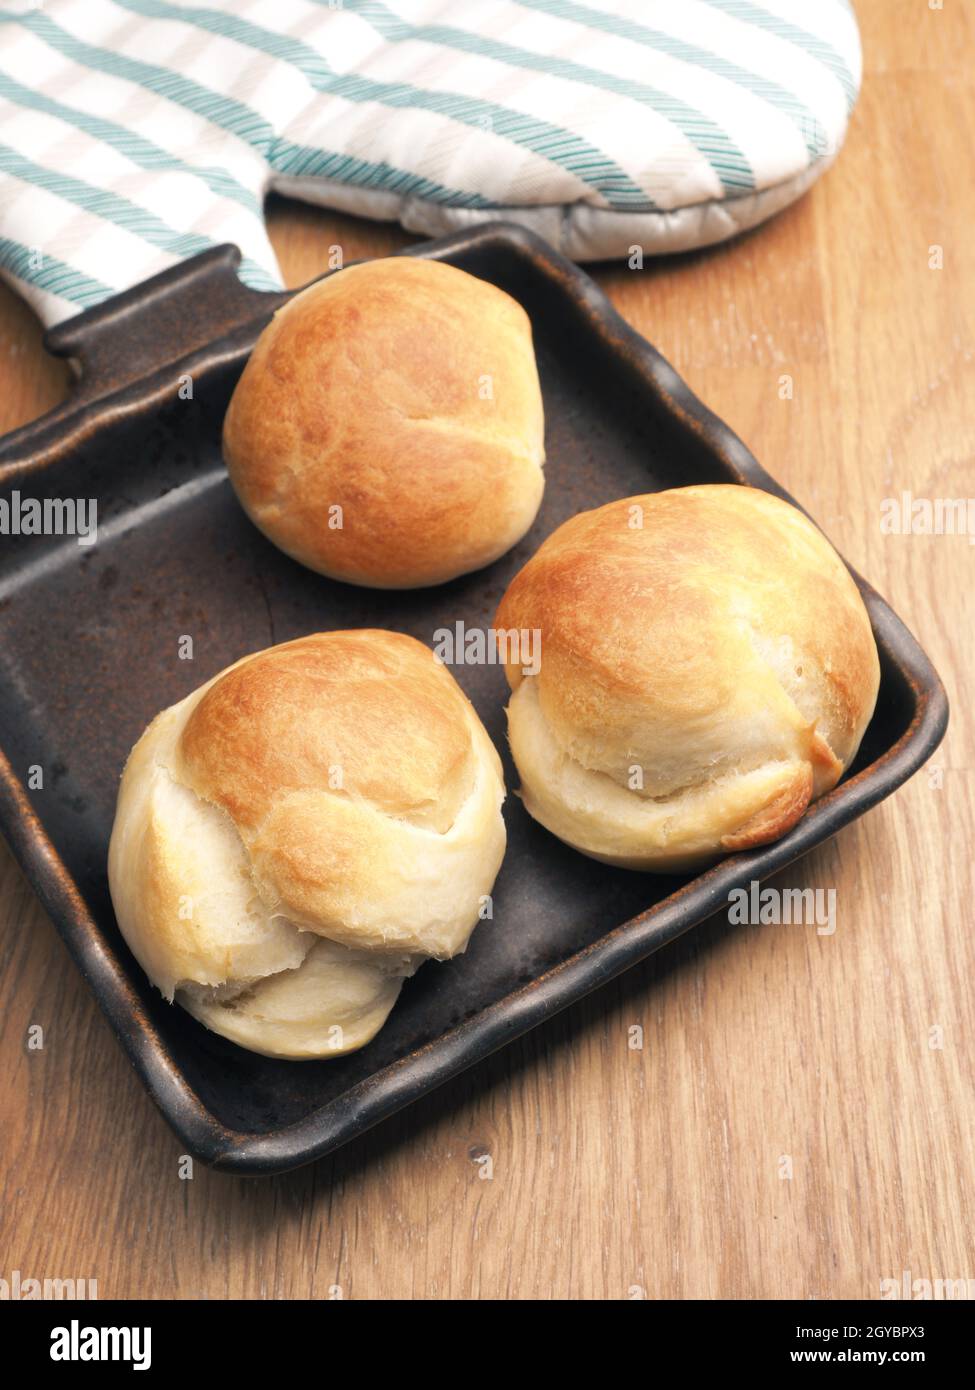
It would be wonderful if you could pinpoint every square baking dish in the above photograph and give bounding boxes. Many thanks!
[0,224,947,1173]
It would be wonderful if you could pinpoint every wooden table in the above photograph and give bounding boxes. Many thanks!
[1,0,971,1300]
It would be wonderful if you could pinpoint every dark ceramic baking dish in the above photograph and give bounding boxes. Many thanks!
[0,224,947,1173]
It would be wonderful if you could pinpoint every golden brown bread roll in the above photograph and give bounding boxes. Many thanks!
[223,257,545,588]
[107,631,506,1058]
[495,485,880,872]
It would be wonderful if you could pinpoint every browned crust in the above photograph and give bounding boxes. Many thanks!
[494,485,880,863]
[721,763,814,851]
[175,630,477,834]
[223,258,545,587]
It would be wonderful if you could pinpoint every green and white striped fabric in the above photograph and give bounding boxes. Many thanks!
[0,0,861,325]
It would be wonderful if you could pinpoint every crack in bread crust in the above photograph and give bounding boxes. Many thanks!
[720,763,814,850]
[108,631,507,1058]
[496,487,880,871]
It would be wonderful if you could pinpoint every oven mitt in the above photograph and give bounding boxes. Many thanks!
[0,0,861,326]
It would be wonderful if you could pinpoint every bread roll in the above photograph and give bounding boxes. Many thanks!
[107,631,506,1058]
[223,257,545,588]
[495,485,880,872]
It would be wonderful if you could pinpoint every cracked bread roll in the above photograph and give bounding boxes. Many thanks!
[495,485,880,873]
[223,256,545,588]
[108,630,506,1059]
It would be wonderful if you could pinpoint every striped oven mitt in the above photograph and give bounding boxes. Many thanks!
[0,0,861,326]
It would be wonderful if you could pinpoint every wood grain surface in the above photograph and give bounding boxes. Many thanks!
[1,0,972,1301]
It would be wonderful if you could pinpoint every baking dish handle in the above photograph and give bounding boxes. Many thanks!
[42,245,288,412]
